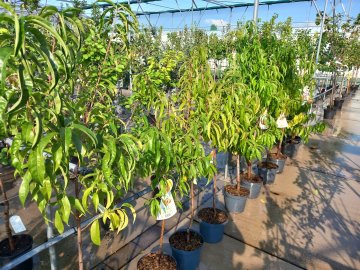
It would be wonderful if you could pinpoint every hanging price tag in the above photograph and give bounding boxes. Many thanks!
[259,110,269,130]
[10,215,26,233]
[276,113,288,128]
[156,179,177,220]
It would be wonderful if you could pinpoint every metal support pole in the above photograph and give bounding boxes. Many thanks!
[253,0,259,23]
[315,0,329,65]
[128,0,132,91]
[46,206,57,270]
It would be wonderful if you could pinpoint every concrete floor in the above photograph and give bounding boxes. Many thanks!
[1,90,359,270]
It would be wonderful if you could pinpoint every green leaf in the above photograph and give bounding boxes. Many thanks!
[92,193,99,211]
[0,47,12,94]
[8,64,29,114]
[55,210,64,233]
[28,147,46,182]
[90,219,101,245]
[72,123,98,146]
[19,170,31,206]
[61,196,71,224]
[82,187,93,212]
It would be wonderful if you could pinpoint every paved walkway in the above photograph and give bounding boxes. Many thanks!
[122,90,360,270]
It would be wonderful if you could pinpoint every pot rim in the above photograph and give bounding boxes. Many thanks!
[137,252,177,270]
[224,186,249,198]
[169,229,204,252]
[198,207,229,225]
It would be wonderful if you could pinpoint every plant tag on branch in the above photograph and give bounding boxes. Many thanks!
[10,215,26,233]
[276,113,288,128]
[259,110,269,130]
[156,179,177,220]
[302,86,312,104]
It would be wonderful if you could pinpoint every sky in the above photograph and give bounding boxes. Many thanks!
[40,0,360,31]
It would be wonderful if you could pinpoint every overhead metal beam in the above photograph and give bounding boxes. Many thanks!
[134,0,312,16]
[82,0,160,10]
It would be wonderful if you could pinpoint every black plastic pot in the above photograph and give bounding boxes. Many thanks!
[334,99,344,110]
[258,162,278,185]
[241,179,262,199]
[0,234,33,270]
[268,155,287,174]
[224,187,249,213]
[199,218,228,244]
[282,139,301,158]
[170,229,203,270]
[323,107,335,119]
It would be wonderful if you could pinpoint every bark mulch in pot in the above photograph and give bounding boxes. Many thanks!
[258,161,278,170]
[224,185,250,197]
[0,235,32,257]
[197,207,228,224]
[242,173,263,183]
[137,253,176,270]
[169,230,202,251]
[269,152,287,160]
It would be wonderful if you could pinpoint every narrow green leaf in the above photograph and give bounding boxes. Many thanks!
[90,219,101,245]
[55,210,64,233]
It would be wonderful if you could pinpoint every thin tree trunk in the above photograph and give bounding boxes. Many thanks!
[247,162,252,179]
[74,174,83,270]
[236,155,241,192]
[187,181,194,243]
[159,220,165,254]
[0,179,14,252]
[277,128,285,156]
[211,149,217,216]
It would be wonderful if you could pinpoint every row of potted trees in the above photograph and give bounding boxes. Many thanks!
[1,2,357,270]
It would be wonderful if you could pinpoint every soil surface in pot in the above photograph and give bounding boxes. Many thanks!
[258,161,278,169]
[242,173,262,183]
[224,185,250,197]
[169,230,202,251]
[137,253,176,270]
[269,152,287,160]
[198,207,228,224]
[0,235,32,257]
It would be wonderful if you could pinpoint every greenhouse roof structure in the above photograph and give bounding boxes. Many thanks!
[37,0,313,15]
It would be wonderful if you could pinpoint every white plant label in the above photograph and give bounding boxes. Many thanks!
[10,215,26,233]
[156,179,177,221]
[259,110,269,130]
[276,113,288,128]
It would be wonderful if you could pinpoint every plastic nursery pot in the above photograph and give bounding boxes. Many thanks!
[323,106,335,119]
[0,234,33,270]
[281,138,301,159]
[198,207,228,244]
[169,229,203,270]
[334,99,344,110]
[137,252,177,270]
[224,185,250,213]
[241,174,263,199]
[268,153,287,174]
[258,162,278,185]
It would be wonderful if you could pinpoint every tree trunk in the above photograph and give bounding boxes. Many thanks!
[247,162,252,179]
[236,155,241,192]
[0,179,15,252]
[158,220,165,255]
[74,174,83,270]
[187,181,194,243]
[211,149,217,216]
[277,128,285,156]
